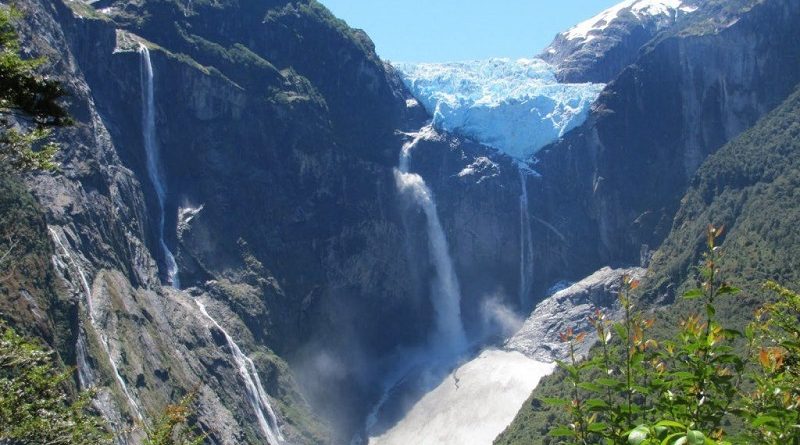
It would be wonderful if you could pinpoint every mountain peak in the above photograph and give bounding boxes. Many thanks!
[541,0,701,82]
[562,0,698,44]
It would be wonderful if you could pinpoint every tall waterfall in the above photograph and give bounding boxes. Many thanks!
[49,227,144,422]
[195,300,283,444]
[394,126,466,351]
[518,169,534,309]
[139,45,180,288]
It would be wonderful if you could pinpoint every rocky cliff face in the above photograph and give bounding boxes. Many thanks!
[541,0,702,83]
[14,0,329,442]
[529,0,800,282]
[8,0,533,442]
[5,0,800,443]
[506,266,645,362]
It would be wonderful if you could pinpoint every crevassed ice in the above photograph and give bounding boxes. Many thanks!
[394,58,604,160]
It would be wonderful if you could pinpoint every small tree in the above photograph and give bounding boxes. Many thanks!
[143,392,206,445]
[0,5,69,172]
[742,282,800,445]
[545,225,800,445]
[0,322,111,444]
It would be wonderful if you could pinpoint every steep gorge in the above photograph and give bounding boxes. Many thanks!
[8,0,533,442]
[2,0,800,443]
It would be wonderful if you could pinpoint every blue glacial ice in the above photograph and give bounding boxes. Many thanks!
[394,58,605,160]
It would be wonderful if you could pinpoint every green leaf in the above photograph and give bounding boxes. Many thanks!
[706,303,716,318]
[661,432,684,445]
[655,420,686,429]
[628,425,649,445]
[588,422,608,432]
[578,382,603,392]
[541,397,568,406]
[744,325,755,340]
[549,426,575,437]
[596,378,621,387]
[584,398,610,410]
[717,284,741,296]
[752,415,780,427]
[686,430,705,445]
[723,328,742,338]
[614,323,628,341]
[671,371,695,381]
[564,364,579,379]
[683,289,704,300]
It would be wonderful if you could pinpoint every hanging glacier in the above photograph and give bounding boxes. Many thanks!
[393,58,605,160]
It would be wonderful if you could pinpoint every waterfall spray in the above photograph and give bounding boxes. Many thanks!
[195,300,283,444]
[395,126,466,351]
[139,45,180,288]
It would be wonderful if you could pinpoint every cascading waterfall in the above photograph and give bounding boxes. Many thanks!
[139,45,180,288]
[195,299,283,444]
[75,334,94,388]
[394,125,466,351]
[518,169,534,309]
[367,149,549,445]
[361,127,466,440]
[48,227,144,422]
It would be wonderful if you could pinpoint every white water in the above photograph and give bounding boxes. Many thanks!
[518,169,534,309]
[194,299,283,444]
[394,126,466,351]
[48,227,144,421]
[360,127,471,442]
[139,45,180,288]
[75,333,94,388]
[369,349,554,445]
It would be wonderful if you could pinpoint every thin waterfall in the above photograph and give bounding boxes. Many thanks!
[49,227,144,422]
[394,125,466,351]
[195,299,283,444]
[518,169,534,309]
[139,45,180,288]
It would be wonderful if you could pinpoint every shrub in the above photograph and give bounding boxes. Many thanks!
[547,226,799,444]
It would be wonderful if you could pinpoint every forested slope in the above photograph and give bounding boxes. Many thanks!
[496,84,800,445]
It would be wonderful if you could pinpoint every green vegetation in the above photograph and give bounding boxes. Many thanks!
[0,170,75,362]
[265,1,379,62]
[0,10,206,443]
[0,5,74,358]
[0,322,207,445]
[0,323,110,444]
[545,226,800,444]
[0,6,69,172]
[497,87,800,445]
[62,0,111,22]
[743,282,800,445]
[143,392,205,445]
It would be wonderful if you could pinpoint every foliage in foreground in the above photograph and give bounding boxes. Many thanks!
[143,392,206,445]
[0,5,69,172]
[0,323,111,444]
[547,226,800,445]
[0,321,207,444]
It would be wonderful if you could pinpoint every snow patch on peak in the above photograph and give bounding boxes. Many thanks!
[564,0,697,43]
[394,59,604,160]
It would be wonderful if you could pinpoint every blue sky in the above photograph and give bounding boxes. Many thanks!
[319,0,621,63]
